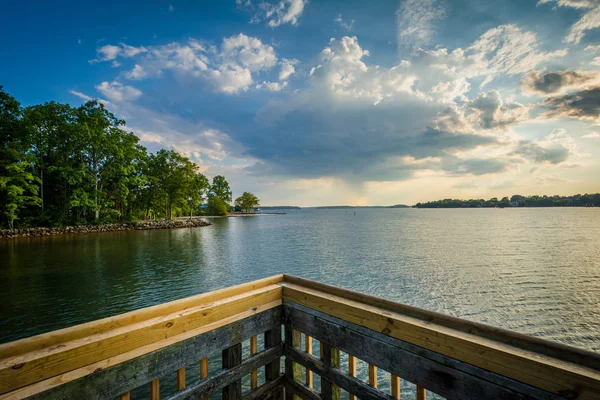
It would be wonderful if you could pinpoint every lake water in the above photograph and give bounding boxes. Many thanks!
[1,208,599,397]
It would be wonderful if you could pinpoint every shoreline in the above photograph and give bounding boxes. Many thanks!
[0,219,211,240]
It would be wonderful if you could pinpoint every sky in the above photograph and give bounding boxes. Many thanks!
[1,0,599,206]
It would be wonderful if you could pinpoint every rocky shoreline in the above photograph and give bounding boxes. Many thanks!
[0,219,211,239]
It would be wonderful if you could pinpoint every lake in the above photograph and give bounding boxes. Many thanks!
[1,208,599,352]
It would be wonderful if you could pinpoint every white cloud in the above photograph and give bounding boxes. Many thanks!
[240,0,307,27]
[334,14,354,31]
[168,4,174,12]
[521,70,600,95]
[125,64,147,80]
[256,81,288,91]
[207,65,254,94]
[538,0,599,8]
[221,33,277,72]
[279,58,298,81]
[396,0,446,54]
[566,7,600,43]
[95,81,143,102]
[581,132,600,138]
[90,43,147,63]
[68,90,110,105]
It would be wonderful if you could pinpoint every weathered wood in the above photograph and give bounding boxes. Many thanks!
[0,275,284,361]
[285,345,394,400]
[369,364,378,388]
[391,374,400,399]
[348,355,357,400]
[284,325,302,400]
[20,307,281,400]
[222,343,242,400]
[282,275,600,370]
[151,378,160,400]
[285,302,565,400]
[305,335,313,388]
[0,285,282,395]
[283,376,322,400]
[283,284,600,400]
[250,336,258,389]
[200,357,208,400]
[264,326,283,400]
[167,345,282,400]
[244,375,284,400]
[416,385,426,400]
[320,342,341,400]
[177,367,186,390]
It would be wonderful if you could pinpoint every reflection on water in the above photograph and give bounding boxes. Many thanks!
[1,208,599,348]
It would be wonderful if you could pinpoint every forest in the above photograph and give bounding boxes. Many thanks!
[0,86,245,229]
[415,194,600,208]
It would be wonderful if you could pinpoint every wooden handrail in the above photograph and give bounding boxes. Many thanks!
[0,274,598,400]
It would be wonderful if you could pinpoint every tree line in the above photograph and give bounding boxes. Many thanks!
[0,87,259,229]
[415,194,600,208]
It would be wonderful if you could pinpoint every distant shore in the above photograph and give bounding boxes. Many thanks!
[0,219,211,240]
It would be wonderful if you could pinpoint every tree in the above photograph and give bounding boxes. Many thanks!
[210,175,232,204]
[235,192,260,213]
[206,195,229,216]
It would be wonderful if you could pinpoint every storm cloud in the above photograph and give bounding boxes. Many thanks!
[543,87,600,120]
[521,70,597,95]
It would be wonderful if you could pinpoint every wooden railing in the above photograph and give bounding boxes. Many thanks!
[1,274,599,400]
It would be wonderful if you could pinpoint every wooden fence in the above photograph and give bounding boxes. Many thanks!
[0,274,599,399]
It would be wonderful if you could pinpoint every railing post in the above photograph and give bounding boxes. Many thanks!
[265,326,283,400]
[222,343,242,400]
[285,325,302,400]
[250,336,258,389]
[305,335,313,389]
[321,342,341,400]
[200,357,208,400]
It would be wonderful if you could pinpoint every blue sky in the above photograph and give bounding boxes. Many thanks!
[1,0,599,205]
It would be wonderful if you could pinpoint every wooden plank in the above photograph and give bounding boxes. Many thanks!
[151,378,160,400]
[321,342,341,400]
[244,375,284,400]
[284,326,302,400]
[305,335,313,389]
[264,326,283,400]
[285,345,394,400]
[286,303,563,400]
[282,275,600,371]
[283,284,600,400]
[283,376,322,400]
[177,367,185,390]
[9,307,281,400]
[416,385,426,400]
[250,336,258,389]
[0,285,282,394]
[391,374,400,399]
[348,355,357,400]
[0,275,284,360]
[200,357,208,400]
[167,345,282,400]
[222,343,242,400]
[369,364,378,388]
[119,393,130,400]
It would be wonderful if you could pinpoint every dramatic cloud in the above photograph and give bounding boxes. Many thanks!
[239,0,307,27]
[521,70,598,94]
[539,0,600,43]
[538,0,599,8]
[95,81,142,102]
[396,0,446,53]
[335,14,354,31]
[543,86,600,120]
[510,129,580,164]
[91,35,279,94]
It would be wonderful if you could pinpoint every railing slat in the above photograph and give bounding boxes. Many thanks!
[284,326,302,400]
[305,335,313,389]
[222,343,243,400]
[369,364,378,388]
[391,374,400,399]
[264,326,283,400]
[119,393,130,400]
[416,385,426,400]
[348,355,357,400]
[250,336,258,389]
[283,376,322,400]
[177,367,185,390]
[200,357,208,400]
[151,378,160,400]
[321,342,341,400]
[245,375,285,400]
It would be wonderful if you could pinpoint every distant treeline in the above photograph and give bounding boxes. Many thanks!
[0,87,241,229]
[415,194,600,208]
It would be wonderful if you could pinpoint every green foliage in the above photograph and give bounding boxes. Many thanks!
[210,175,232,204]
[234,192,260,213]
[0,87,223,228]
[415,194,600,208]
[206,195,229,216]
